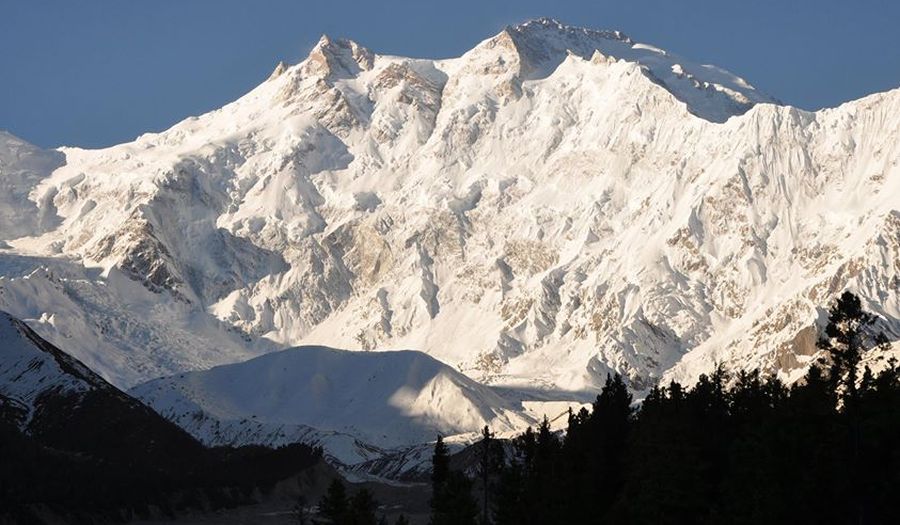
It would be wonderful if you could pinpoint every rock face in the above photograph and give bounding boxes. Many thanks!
[0,18,899,395]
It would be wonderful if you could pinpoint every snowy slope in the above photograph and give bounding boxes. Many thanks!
[0,131,65,241]
[0,310,201,462]
[0,310,105,427]
[0,18,898,400]
[130,346,535,466]
[0,310,290,499]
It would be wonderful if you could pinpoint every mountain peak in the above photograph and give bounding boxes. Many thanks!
[302,34,374,79]
[508,17,632,45]
[267,60,288,81]
[462,18,773,120]
[5,20,897,414]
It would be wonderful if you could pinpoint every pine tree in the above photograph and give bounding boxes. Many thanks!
[478,425,493,524]
[442,471,479,525]
[816,291,888,402]
[492,460,527,525]
[816,291,891,524]
[861,358,900,522]
[589,373,632,518]
[718,370,789,524]
[348,488,378,525]
[518,425,536,469]
[532,417,562,523]
[430,434,478,525]
[481,295,900,525]
[431,435,449,493]
[430,435,450,522]
[476,425,504,524]
[319,479,348,524]
[616,380,708,524]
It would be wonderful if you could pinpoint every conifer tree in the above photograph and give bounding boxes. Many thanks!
[533,416,562,523]
[430,435,449,522]
[816,291,892,402]
[432,471,478,525]
[816,291,891,524]
[431,435,449,492]
[589,373,632,516]
[492,459,526,525]
[319,479,348,524]
[348,488,378,525]
[482,295,900,525]
[476,425,502,524]
[430,435,478,525]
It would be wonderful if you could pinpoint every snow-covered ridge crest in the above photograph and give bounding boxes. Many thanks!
[302,34,375,79]
[129,346,537,466]
[498,17,775,121]
[0,311,108,427]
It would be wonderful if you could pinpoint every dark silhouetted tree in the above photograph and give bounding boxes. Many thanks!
[431,435,449,492]
[483,294,900,525]
[816,291,892,524]
[589,373,632,518]
[817,291,887,403]
[348,488,378,525]
[319,479,349,524]
[476,425,503,524]
[433,471,478,525]
[430,435,478,525]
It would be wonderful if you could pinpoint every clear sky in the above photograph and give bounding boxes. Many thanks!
[3,0,899,148]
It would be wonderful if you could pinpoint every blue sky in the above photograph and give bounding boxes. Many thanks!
[3,0,899,148]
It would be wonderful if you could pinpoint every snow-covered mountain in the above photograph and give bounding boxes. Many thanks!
[1,17,898,402]
[0,310,202,460]
[129,346,537,467]
[0,310,106,428]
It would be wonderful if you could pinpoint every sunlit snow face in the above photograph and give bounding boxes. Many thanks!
[0,19,897,421]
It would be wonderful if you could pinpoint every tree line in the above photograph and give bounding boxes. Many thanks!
[311,479,412,525]
[424,291,900,525]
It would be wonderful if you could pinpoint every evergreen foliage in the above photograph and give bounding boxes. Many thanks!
[483,292,900,525]
[430,435,479,525]
[476,425,505,524]
[317,480,381,525]
[348,488,378,525]
[319,479,349,523]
